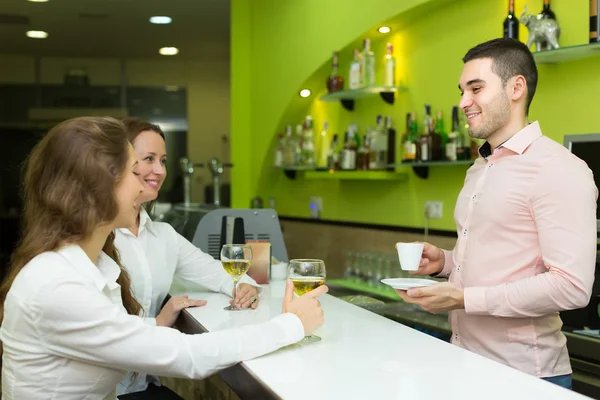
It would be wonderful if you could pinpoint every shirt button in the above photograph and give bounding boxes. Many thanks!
[455,334,459,340]
[472,195,476,201]
[463,229,467,236]
[457,265,461,272]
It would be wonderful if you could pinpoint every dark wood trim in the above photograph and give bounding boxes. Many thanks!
[174,307,281,400]
[278,215,458,238]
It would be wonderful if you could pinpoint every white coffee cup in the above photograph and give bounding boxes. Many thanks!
[395,242,424,271]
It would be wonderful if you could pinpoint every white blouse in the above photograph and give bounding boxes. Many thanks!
[0,245,303,400]
[114,209,261,394]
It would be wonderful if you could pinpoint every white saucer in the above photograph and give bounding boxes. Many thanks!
[380,278,438,290]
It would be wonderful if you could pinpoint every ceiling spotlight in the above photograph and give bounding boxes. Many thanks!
[26,30,48,39]
[150,16,172,24]
[28,0,49,2]
[159,47,179,56]
[378,26,391,34]
[299,89,311,98]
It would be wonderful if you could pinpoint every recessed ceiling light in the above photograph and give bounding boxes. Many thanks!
[159,47,179,56]
[378,26,391,34]
[150,16,172,24]
[299,89,311,98]
[26,30,48,39]
[28,0,49,2]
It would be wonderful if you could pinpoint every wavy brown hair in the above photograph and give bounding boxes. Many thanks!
[0,117,142,328]
[121,117,166,215]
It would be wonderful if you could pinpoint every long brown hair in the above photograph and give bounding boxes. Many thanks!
[122,117,166,215]
[0,117,142,327]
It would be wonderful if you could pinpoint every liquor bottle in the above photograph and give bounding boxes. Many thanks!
[420,105,432,162]
[349,49,362,90]
[368,115,388,170]
[356,135,370,171]
[340,131,356,170]
[433,110,446,161]
[539,0,557,50]
[450,106,463,161]
[383,43,396,87]
[283,125,299,166]
[361,39,376,87]
[317,121,330,168]
[591,0,600,43]
[273,133,285,167]
[327,134,340,170]
[385,116,396,171]
[405,112,418,161]
[503,0,519,40]
[300,116,315,167]
[327,51,344,93]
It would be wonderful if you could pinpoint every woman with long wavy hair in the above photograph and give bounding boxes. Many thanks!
[0,117,327,400]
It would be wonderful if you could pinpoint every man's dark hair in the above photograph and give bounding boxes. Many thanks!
[463,38,538,115]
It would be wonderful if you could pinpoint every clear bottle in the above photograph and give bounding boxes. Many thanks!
[349,49,362,90]
[340,130,357,170]
[327,134,340,170]
[317,121,330,168]
[368,115,388,170]
[361,39,376,87]
[383,42,396,87]
[283,125,299,166]
[273,133,285,167]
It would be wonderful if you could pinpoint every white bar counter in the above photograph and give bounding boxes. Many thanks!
[176,281,590,400]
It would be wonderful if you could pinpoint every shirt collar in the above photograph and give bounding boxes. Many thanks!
[478,121,543,158]
[116,207,155,237]
[57,244,121,291]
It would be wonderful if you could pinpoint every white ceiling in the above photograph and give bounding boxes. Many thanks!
[0,0,230,61]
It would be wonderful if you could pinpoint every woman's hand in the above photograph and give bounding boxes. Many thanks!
[232,284,260,309]
[155,295,207,327]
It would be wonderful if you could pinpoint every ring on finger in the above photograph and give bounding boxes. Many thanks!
[182,300,188,307]
[250,296,257,304]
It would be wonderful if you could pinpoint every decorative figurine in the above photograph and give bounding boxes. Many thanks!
[520,5,560,52]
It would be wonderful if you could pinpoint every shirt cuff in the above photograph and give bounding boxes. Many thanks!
[464,286,488,315]
[271,313,305,345]
[436,249,455,278]
[144,317,157,326]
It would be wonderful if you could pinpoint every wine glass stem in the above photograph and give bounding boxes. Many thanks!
[232,279,239,306]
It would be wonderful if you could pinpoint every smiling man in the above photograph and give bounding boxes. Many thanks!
[397,38,598,390]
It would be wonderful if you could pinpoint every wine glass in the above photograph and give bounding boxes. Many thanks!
[220,244,253,311]
[287,259,326,344]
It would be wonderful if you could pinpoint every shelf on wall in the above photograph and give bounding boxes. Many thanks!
[533,42,600,65]
[319,85,408,111]
[390,159,475,179]
[304,170,409,181]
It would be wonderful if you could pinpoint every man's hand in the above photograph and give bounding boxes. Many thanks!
[395,282,464,314]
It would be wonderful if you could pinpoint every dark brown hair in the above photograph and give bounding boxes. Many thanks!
[462,38,538,115]
[0,117,142,328]
[121,117,166,214]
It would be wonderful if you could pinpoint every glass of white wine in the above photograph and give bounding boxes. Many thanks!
[221,244,253,311]
[288,259,326,344]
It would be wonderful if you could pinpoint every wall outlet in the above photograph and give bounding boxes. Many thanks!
[425,201,443,219]
[309,196,323,219]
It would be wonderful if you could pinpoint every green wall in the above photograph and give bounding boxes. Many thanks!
[232,0,597,231]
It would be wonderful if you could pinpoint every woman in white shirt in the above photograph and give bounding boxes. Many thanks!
[0,116,327,400]
[114,117,264,398]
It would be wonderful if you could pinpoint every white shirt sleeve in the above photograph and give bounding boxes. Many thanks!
[173,230,262,297]
[34,278,304,379]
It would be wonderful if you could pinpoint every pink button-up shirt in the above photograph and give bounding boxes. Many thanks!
[438,121,598,378]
